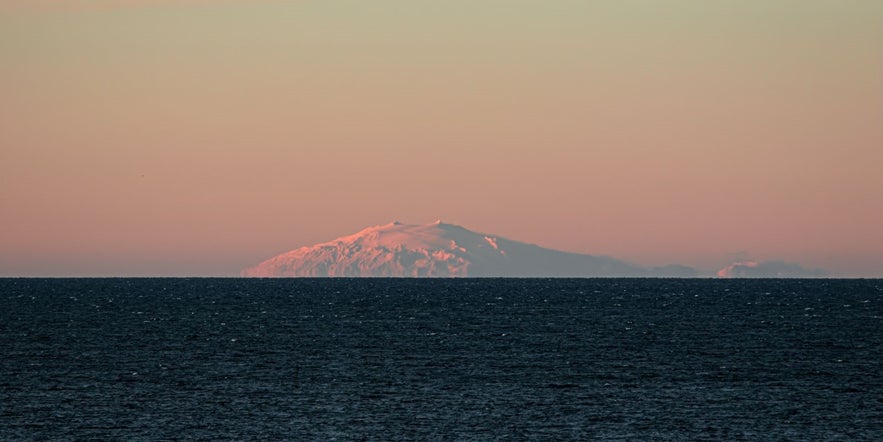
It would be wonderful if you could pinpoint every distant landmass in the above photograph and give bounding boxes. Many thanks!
[242,221,699,277]
[716,260,826,278]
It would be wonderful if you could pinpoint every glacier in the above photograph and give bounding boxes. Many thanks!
[242,221,692,278]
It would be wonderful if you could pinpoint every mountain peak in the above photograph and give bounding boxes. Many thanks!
[242,220,657,277]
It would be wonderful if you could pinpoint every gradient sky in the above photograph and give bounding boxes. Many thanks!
[2,0,881,276]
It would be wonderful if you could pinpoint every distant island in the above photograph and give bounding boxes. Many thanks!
[242,221,699,278]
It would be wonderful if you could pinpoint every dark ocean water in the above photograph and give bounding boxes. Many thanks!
[1,278,881,441]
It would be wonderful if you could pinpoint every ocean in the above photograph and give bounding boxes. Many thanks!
[1,278,880,440]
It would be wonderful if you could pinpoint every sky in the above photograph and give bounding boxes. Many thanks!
[1,0,881,277]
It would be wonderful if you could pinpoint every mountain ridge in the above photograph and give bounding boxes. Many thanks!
[242,221,691,277]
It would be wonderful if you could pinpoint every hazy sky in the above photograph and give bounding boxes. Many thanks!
[2,0,881,276]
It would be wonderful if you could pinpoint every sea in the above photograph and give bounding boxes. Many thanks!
[1,278,880,441]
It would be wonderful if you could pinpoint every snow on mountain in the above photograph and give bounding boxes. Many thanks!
[242,221,651,277]
[716,260,825,278]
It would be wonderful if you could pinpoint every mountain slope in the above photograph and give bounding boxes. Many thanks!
[242,221,649,277]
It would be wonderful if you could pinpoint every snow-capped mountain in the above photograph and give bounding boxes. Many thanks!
[242,220,653,277]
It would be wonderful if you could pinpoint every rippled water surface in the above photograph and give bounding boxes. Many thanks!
[1,278,881,440]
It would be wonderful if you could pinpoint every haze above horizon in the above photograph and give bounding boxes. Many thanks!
[2,1,881,277]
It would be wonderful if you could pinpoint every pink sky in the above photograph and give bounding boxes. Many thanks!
[1,1,882,276]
